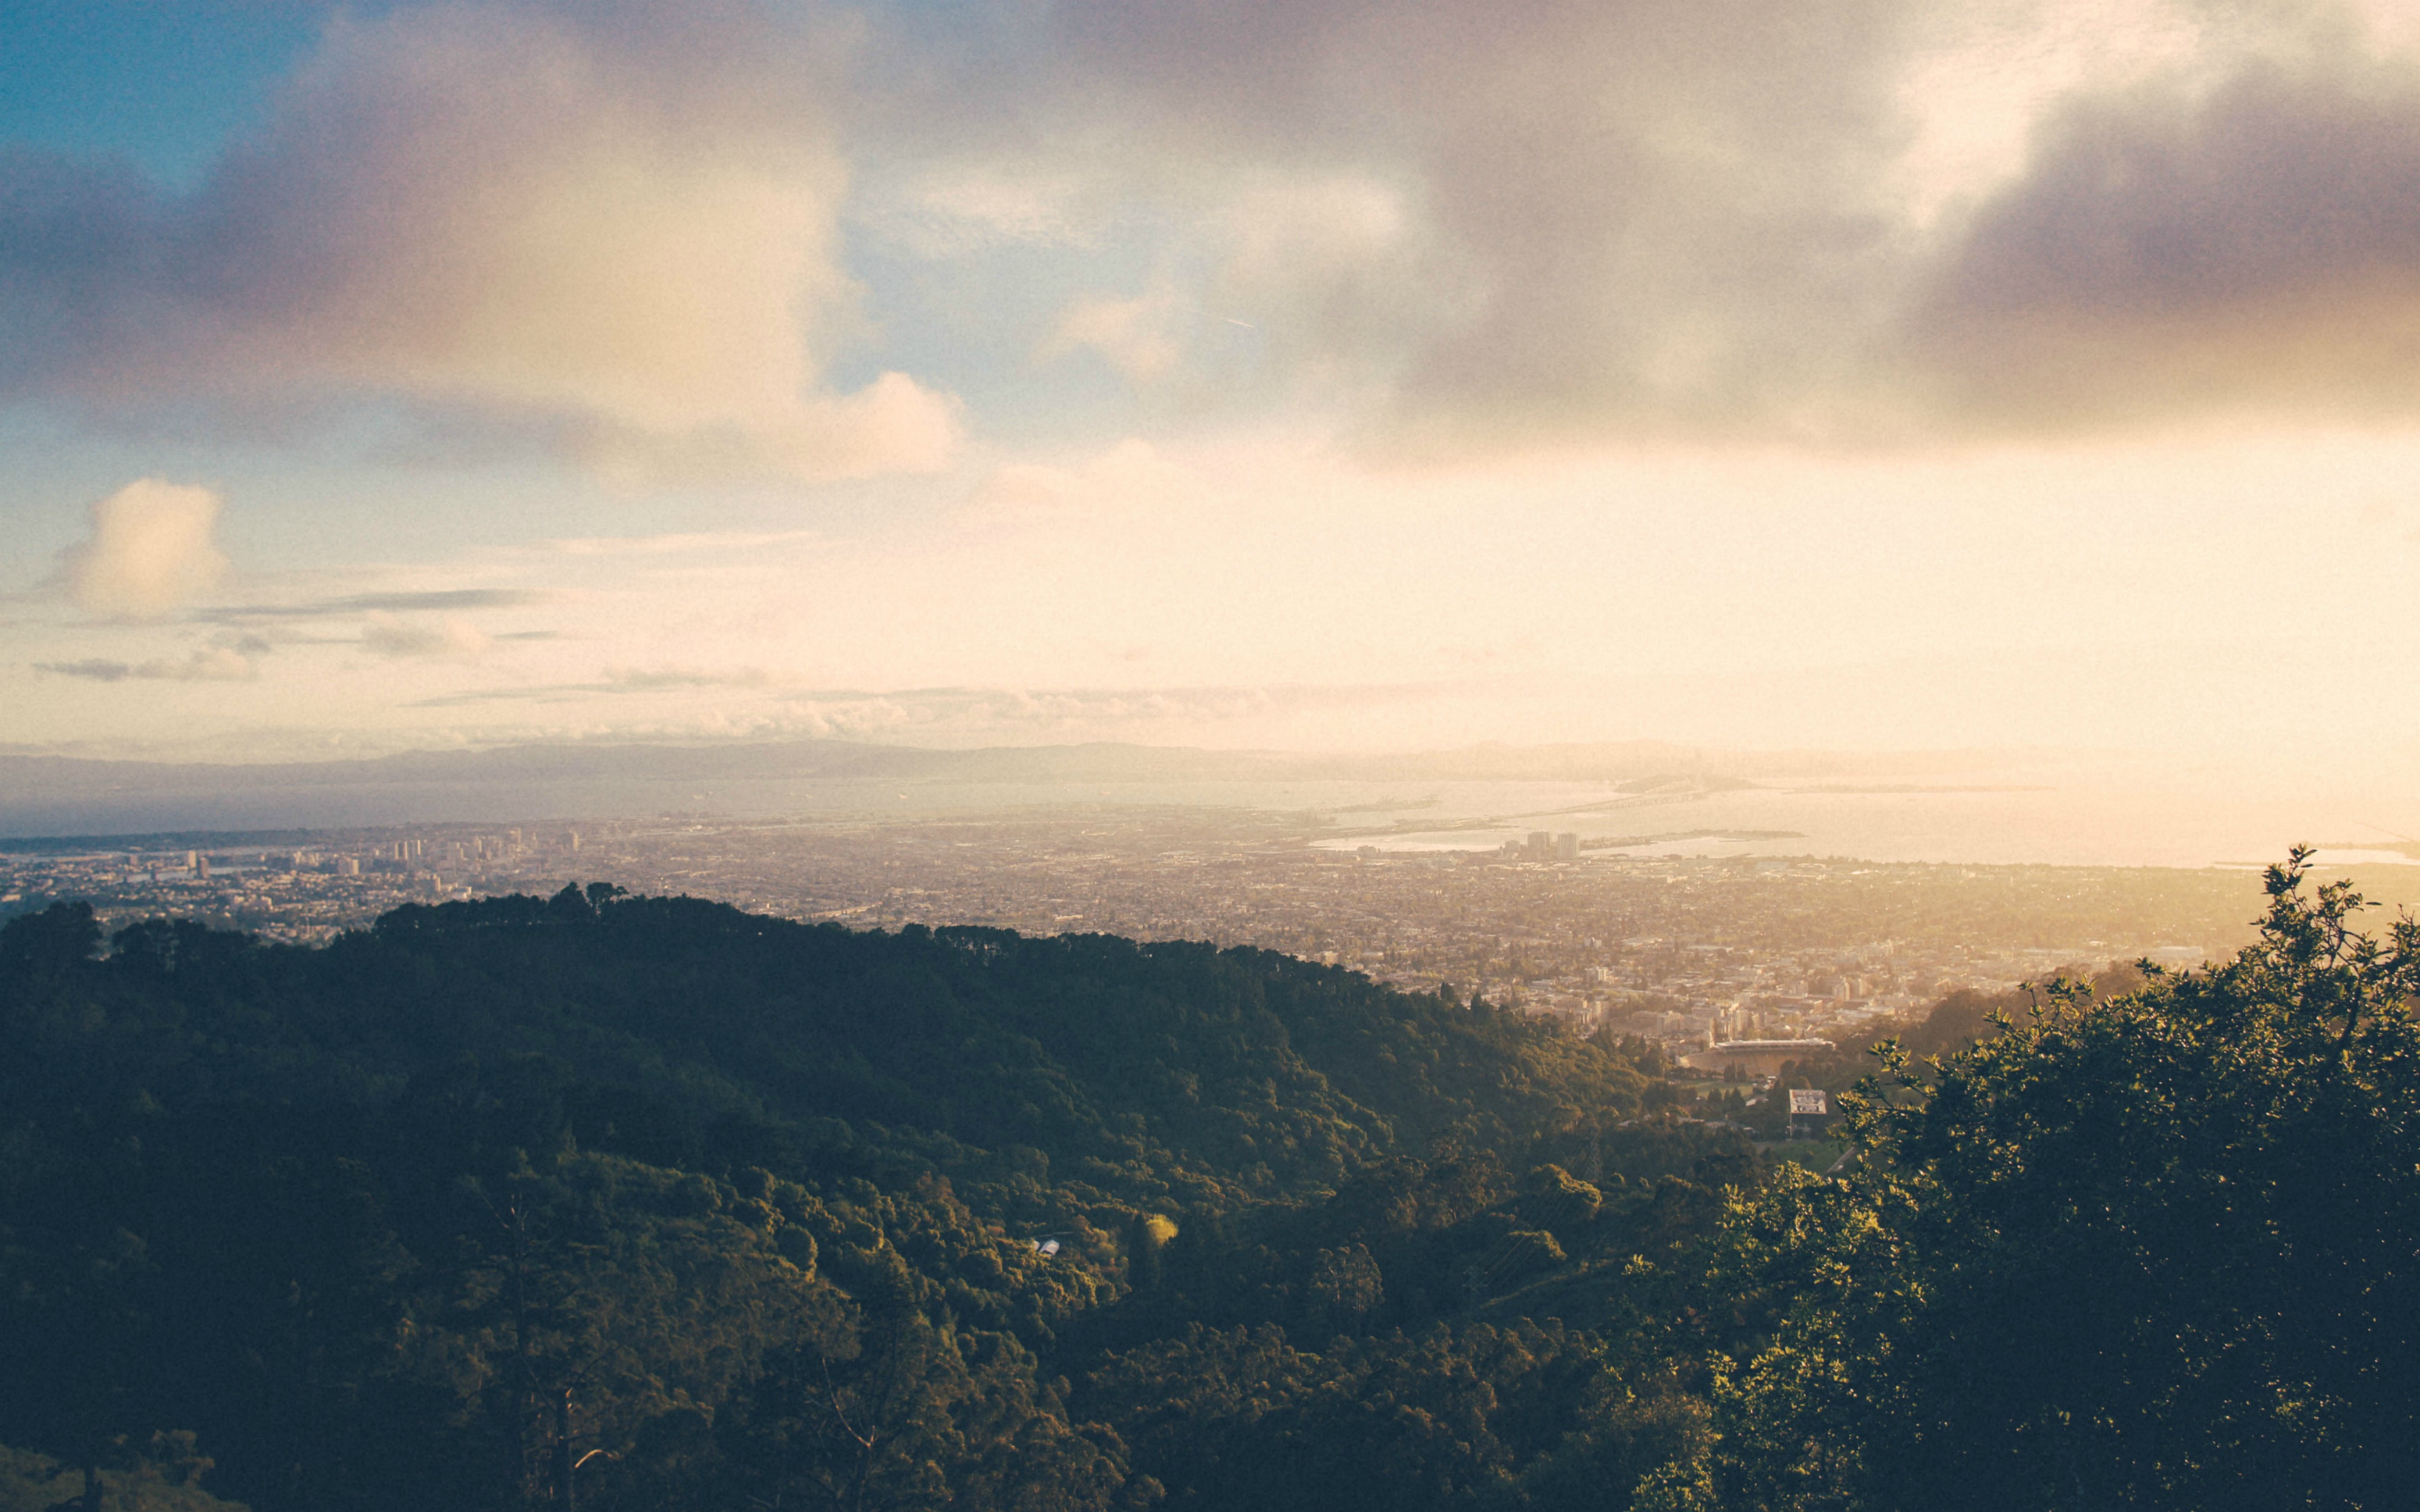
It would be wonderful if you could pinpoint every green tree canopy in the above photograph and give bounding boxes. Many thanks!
[1663,849,2420,1510]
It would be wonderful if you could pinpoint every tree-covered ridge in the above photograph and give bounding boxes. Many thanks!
[30,889,1640,1209]
[6,858,2415,1511]
[0,887,1672,1510]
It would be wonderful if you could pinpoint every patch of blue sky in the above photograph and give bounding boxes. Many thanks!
[836,234,1137,442]
[0,0,338,188]
[0,394,587,575]
[836,204,1275,449]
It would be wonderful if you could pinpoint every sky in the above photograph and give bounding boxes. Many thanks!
[6,0,2420,769]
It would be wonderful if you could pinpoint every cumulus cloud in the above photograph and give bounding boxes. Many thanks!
[1908,58,2420,426]
[0,0,959,480]
[567,372,962,488]
[56,478,231,616]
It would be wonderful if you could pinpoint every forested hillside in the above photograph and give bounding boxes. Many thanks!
[0,887,1737,1510]
[2,856,2413,1510]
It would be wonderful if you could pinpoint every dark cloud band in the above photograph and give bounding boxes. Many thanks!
[204,588,548,621]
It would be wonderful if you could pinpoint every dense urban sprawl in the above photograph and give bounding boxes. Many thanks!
[4,803,2344,1058]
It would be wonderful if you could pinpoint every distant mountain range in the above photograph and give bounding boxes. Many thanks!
[0,737,2043,842]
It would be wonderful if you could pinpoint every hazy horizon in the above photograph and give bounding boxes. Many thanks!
[1,731,2413,872]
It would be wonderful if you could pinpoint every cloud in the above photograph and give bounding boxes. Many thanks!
[1042,282,1187,383]
[1906,57,2420,427]
[604,665,774,689]
[390,673,1420,741]
[13,0,2420,461]
[0,1,960,480]
[406,663,780,705]
[567,371,961,488]
[909,0,1922,445]
[55,478,231,616]
[361,614,494,661]
[38,645,258,682]
[36,659,139,682]
[326,589,541,614]
[863,0,2420,445]
[1205,173,1450,396]
[857,165,1102,257]
[408,686,590,708]
[206,587,547,621]
[769,681,1439,744]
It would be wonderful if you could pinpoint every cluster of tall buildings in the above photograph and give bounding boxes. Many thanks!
[1497,832,1582,862]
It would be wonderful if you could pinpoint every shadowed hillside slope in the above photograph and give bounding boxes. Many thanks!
[0,888,1667,1511]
